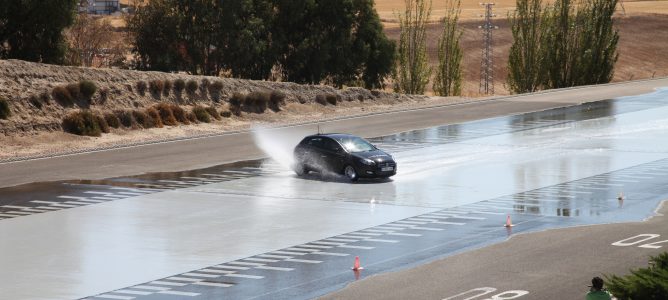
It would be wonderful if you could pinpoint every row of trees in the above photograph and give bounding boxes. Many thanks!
[128,0,396,89]
[507,0,619,93]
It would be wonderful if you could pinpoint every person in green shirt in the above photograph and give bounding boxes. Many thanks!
[586,276,613,300]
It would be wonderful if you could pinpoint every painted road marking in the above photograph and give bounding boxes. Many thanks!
[85,191,112,195]
[255,266,294,271]
[310,241,345,246]
[64,201,93,205]
[338,235,372,239]
[197,269,235,274]
[150,281,187,287]
[324,238,358,243]
[113,290,152,296]
[365,238,400,243]
[227,261,265,266]
[132,285,171,291]
[36,206,61,210]
[6,211,32,215]
[389,232,422,237]
[338,245,375,250]
[363,229,395,233]
[193,282,233,288]
[395,220,427,225]
[258,254,293,259]
[299,244,332,249]
[433,221,466,225]
[31,200,58,204]
[351,232,383,236]
[212,265,250,270]
[223,274,264,279]
[311,251,350,256]
[243,258,280,263]
[286,247,318,252]
[412,226,444,231]
[182,272,220,278]
[157,290,200,296]
[285,258,322,264]
[94,295,135,300]
[165,277,202,283]
[271,251,308,256]
[90,196,122,200]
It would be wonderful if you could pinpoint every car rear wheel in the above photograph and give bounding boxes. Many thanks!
[293,164,307,176]
[344,165,358,182]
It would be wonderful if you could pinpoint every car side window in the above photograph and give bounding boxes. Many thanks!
[307,137,322,148]
[323,138,342,152]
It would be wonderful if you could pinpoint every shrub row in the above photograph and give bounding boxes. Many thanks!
[316,93,338,106]
[62,110,104,137]
[52,80,98,107]
[136,78,225,99]
[227,90,286,115]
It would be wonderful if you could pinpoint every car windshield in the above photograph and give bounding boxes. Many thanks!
[335,137,375,153]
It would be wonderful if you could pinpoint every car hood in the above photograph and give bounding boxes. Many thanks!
[353,150,394,163]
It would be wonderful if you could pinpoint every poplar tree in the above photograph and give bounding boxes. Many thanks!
[434,0,463,96]
[394,0,432,95]
[507,0,548,93]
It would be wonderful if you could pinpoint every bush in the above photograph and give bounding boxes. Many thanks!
[229,93,245,116]
[221,110,232,118]
[163,80,172,96]
[269,90,286,111]
[201,78,210,93]
[104,112,121,128]
[66,83,81,101]
[149,80,164,96]
[145,107,164,128]
[154,103,178,126]
[171,104,189,124]
[209,81,224,101]
[52,86,74,106]
[326,93,338,105]
[315,94,327,105]
[62,110,101,136]
[192,106,211,123]
[115,110,136,128]
[39,92,50,105]
[136,81,148,96]
[186,80,198,95]
[79,80,97,100]
[0,98,11,119]
[98,88,109,104]
[186,111,198,123]
[96,115,110,133]
[132,109,155,128]
[29,95,43,109]
[606,252,668,299]
[205,106,221,120]
[173,79,185,95]
[245,91,270,113]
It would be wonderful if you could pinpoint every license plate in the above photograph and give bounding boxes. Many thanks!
[381,167,394,172]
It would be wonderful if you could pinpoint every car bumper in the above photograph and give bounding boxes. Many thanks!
[356,163,397,178]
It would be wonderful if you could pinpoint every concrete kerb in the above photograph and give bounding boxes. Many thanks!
[2,77,667,166]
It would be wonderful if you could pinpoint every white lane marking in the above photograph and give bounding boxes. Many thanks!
[157,290,200,296]
[64,201,92,205]
[36,206,61,210]
[182,272,219,278]
[201,174,231,178]
[324,238,358,243]
[212,265,250,270]
[90,196,121,200]
[429,214,486,220]
[350,232,382,236]
[115,192,145,196]
[150,281,187,286]
[2,205,28,209]
[375,226,406,231]
[338,235,371,239]
[388,232,422,237]
[0,213,22,217]
[193,282,233,288]
[433,221,465,225]
[409,217,441,222]
[180,177,218,182]
[165,277,202,283]
[57,196,88,200]
[132,285,171,290]
[309,241,345,246]
[157,180,193,186]
[74,199,107,203]
[31,200,58,204]
[20,208,49,213]
[412,226,444,231]
[471,210,506,215]
[197,269,235,274]
[363,229,394,233]
[365,238,399,243]
[258,254,293,259]
[383,224,415,228]
[285,258,322,264]
[338,245,375,250]
[286,247,317,252]
[255,266,294,271]
[227,261,265,266]
[6,211,32,215]
[299,244,332,249]
[223,274,264,279]
[113,290,153,296]
[94,295,135,300]
[311,251,350,256]
[243,258,280,263]
[84,191,111,195]
[395,220,427,225]
[271,251,308,256]
[109,187,145,192]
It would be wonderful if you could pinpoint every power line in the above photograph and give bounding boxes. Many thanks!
[479,3,497,95]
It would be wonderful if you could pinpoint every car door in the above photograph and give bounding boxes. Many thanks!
[321,138,347,172]
[303,137,324,170]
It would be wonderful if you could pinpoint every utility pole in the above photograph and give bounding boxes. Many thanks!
[479,3,497,95]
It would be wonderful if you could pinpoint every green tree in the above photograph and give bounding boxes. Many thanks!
[394,0,432,95]
[434,0,463,96]
[606,252,668,299]
[127,0,182,72]
[0,0,78,64]
[507,0,549,93]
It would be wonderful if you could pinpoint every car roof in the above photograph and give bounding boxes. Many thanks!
[305,133,359,139]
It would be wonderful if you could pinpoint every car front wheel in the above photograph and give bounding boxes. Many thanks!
[344,165,358,182]
[293,163,307,176]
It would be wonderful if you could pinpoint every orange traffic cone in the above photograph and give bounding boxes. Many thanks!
[504,215,514,227]
[351,256,363,271]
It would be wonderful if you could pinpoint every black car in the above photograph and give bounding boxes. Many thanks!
[292,133,397,181]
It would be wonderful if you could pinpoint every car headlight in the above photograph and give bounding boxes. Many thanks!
[360,158,376,166]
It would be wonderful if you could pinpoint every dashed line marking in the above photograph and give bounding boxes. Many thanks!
[113,290,152,296]
[223,274,264,279]
[285,258,322,264]
[150,281,187,287]
[212,265,250,270]
[255,266,294,271]
[157,290,200,296]
[132,285,171,291]
[193,282,233,288]
[338,245,375,250]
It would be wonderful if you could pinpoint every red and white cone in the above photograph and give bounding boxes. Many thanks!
[352,256,363,271]
[504,215,514,227]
